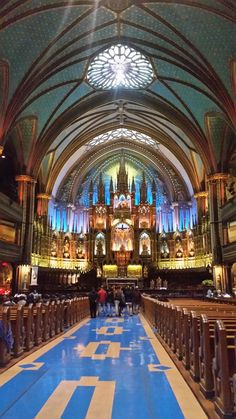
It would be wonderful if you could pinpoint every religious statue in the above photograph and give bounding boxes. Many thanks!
[160,239,169,258]
[96,239,104,256]
[51,235,57,257]
[22,274,28,290]
[76,240,84,259]
[141,242,149,256]
[163,279,168,289]
[150,279,155,289]
[216,274,222,291]
[63,237,70,258]
[156,276,162,289]
[188,234,195,257]
[175,237,183,258]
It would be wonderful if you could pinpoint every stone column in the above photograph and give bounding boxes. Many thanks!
[15,175,37,265]
[207,173,229,290]
[37,193,52,258]
[36,193,51,217]
[66,203,75,232]
[172,202,179,231]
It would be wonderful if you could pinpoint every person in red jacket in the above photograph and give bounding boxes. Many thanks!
[97,286,107,316]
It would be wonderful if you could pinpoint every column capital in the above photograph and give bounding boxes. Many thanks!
[207,173,230,182]
[37,193,51,200]
[15,174,37,183]
[0,145,4,156]
[194,191,208,199]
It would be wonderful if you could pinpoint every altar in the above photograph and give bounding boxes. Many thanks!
[106,277,139,287]
[103,264,142,279]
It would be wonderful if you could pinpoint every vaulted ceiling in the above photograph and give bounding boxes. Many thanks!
[0,0,235,203]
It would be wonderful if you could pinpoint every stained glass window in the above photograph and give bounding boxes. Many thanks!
[87,44,154,89]
[87,128,158,148]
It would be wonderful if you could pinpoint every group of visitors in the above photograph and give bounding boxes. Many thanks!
[88,285,141,318]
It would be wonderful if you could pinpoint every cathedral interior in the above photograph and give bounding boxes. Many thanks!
[0,0,236,294]
[1,3,236,419]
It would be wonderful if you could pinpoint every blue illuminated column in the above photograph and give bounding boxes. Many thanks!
[66,203,75,232]
[172,202,179,231]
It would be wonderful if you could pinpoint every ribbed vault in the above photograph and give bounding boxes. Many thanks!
[0,0,235,203]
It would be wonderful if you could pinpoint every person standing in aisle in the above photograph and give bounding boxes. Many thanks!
[132,286,141,314]
[97,286,107,316]
[88,288,98,318]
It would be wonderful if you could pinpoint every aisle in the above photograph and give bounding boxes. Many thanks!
[0,315,206,419]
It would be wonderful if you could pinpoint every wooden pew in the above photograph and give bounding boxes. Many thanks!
[0,297,89,368]
[188,311,236,383]
[41,302,50,341]
[9,305,24,357]
[33,303,43,345]
[23,304,34,351]
[55,301,62,334]
[213,320,236,418]
[49,301,56,337]
[0,307,12,366]
[199,315,236,398]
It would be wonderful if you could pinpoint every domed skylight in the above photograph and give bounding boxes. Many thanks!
[87,44,154,89]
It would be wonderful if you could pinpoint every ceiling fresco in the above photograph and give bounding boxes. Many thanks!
[0,0,235,202]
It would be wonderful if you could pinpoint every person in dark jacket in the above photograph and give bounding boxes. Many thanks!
[124,286,133,315]
[88,288,98,318]
[106,288,114,316]
[132,286,141,314]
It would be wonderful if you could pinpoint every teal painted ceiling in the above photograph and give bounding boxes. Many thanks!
[0,0,235,199]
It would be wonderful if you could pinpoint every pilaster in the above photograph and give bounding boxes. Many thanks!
[207,173,230,290]
[15,175,37,265]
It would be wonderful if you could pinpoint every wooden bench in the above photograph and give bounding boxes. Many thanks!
[9,305,24,357]
[41,302,50,341]
[33,303,43,345]
[0,297,89,367]
[141,295,236,413]
[22,304,34,351]
[199,315,236,398]
[0,307,12,366]
[213,320,236,418]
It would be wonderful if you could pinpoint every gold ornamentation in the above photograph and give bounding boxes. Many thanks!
[207,173,230,182]
[194,191,208,198]
[15,175,36,183]
[37,193,51,200]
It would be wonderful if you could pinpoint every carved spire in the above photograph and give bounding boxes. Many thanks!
[140,172,147,203]
[117,153,128,193]
[98,172,105,203]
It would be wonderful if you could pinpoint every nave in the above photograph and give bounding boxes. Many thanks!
[0,315,206,419]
